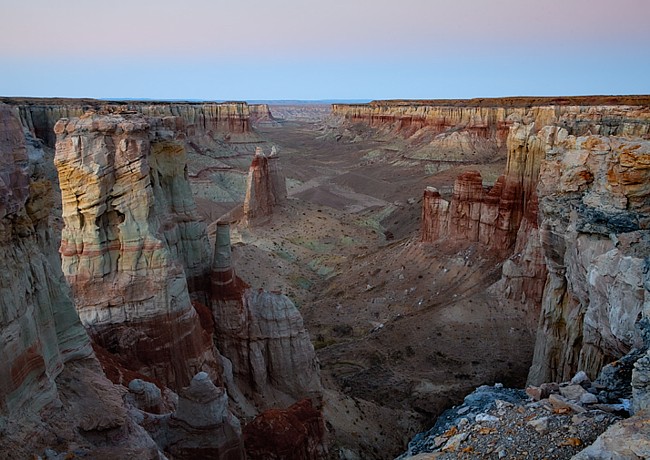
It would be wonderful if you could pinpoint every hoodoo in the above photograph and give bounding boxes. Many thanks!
[243,146,287,225]
[210,222,322,411]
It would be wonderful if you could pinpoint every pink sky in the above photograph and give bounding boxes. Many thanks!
[1,0,649,99]
[2,0,648,58]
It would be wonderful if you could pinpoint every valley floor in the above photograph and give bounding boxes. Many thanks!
[190,117,537,458]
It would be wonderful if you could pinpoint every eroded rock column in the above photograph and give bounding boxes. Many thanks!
[55,113,218,389]
[210,223,322,410]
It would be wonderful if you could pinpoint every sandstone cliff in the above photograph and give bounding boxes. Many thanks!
[331,97,650,162]
[410,98,650,383]
[54,112,219,389]
[0,104,164,457]
[0,103,92,414]
[529,129,650,384]
[1,97,261,149]
[249,103,278,126]
[420,119,550,313]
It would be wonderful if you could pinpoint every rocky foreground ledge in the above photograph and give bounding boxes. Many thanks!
[399,333,650,460]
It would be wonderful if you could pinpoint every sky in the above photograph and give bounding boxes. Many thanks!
[1,0,649,100]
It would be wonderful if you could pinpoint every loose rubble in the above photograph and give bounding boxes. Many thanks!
[398,372,628,460]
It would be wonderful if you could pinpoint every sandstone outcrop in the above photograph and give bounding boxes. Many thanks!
[571,414,650,460]
[242,146,287,225]
[331,97,650,161]
[249,103,278,126]
[210,222,322,411]
[421,170,525,255]
[1,97,261,149]
[399,372,632,460]
[166,372,245,459]
[129,371,245,460]
[0,104,163,457]
[413,99,649,372]
[244,398,328,460]
[0,103,92,414]
[420,121,548,312]
[528,130,650,384]
[54,112,218,389]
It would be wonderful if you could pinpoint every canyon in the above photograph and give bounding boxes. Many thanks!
[0,95,649,459]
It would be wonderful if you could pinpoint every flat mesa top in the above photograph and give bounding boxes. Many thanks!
[341,95,650,108]
[2,95,650,108]
[0,97,241,107]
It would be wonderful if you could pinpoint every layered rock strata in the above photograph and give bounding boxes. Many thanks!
[528,129,650,384]
[1,97,260,148]
[0,103,92,414]
[210,222,322,411]
[242,146,287,225]
[421,128,650,384]
[415,100,650,374]
[54,112,218,389]
[421,121,548,308]
[332,97,650,160]
[164,372,245,459]
[0,104,163,457]
[248,103,278,126]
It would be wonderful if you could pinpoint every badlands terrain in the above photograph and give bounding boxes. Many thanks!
[0,96,649,459]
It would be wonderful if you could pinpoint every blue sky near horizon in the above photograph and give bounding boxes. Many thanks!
[1,0,649,100]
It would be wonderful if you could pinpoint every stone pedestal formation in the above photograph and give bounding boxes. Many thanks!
[242,146,287,226]
[210,222,322,411]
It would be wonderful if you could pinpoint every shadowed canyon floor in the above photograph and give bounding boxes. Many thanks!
[189,114,535,458]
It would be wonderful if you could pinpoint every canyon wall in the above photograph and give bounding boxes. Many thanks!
[54,112,219,389]
[331,97,650,161]
[0,104,164,457]
[341,97,650,385]
[1,97,260,148]
[0,103,92,414]
[528,128,650,383]
[248,103,277,125]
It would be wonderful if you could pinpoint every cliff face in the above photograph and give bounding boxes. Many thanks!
[420,119,549,314]
[248,103,278,126]
[410,99,650,383]
[0,103,92,414]
[210,223,322,412]
[528,129,650,384]
[331,101,650,161]
[54,113,218,389]
[1,98,260,149]
[0,104,165,457]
